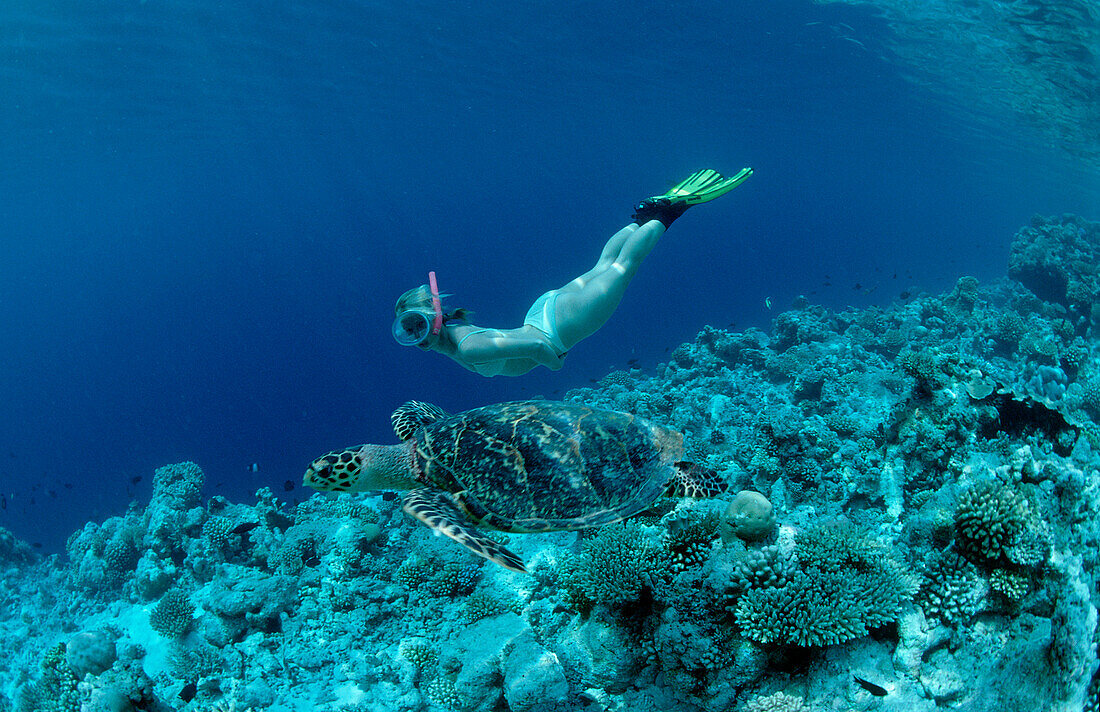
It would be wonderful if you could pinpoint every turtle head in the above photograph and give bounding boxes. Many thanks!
[303,443,418,493]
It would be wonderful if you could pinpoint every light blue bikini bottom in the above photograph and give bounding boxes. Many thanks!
[523,290,568,356]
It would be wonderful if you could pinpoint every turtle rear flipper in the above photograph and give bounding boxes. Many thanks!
[392,401,449,441]
[402,488,527,573]
[672,461,728,498]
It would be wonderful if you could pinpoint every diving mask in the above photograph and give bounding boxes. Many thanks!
[392,271,444,347]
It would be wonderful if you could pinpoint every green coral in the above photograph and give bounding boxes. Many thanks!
[169,643,224,679]
[741,691,811,712]
[460,592,515,624]
[993,311,1028,344]
[664,510,721,570]
[400,639,439,669]
[954,481,1031,562]
[425,561,481,597]
[559,524,673,610]
[424,677,462,709]
[202,516,235,550]
[394,555,433,589]
[149,589,195,638]
[730,545,795,591]
[990,568,1031,603]
[920,551,987,624]
[102,531,140,585]
[599,370,635,389]
[896,349,938,382]
[733,524,916,647]
[16,644,80,712]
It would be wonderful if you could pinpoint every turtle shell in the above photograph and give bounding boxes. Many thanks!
[410,400,684,532]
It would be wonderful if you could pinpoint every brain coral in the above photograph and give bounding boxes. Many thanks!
[719,491,776,544]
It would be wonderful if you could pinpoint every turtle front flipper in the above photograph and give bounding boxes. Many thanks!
[672,461,728,498]
[392,401,449,441]
[402,488,528,573]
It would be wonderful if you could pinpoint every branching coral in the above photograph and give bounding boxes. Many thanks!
[732,523,916,647]
[954,480,1031,562]
[558,524,673,611]
[149,588,195,638]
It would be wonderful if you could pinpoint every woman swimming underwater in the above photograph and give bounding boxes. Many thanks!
[392,168,752,377]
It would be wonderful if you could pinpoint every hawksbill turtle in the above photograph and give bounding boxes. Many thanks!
[302,399,727,572]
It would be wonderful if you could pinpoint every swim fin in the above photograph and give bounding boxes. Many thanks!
[654,167,754,205]
[632,167,753,228]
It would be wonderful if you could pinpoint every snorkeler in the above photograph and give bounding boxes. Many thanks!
[392,168,753,377]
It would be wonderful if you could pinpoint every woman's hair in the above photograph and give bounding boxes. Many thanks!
[395,284,472,324]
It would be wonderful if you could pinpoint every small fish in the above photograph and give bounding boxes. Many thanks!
[179,681,197,702]
[853,676,888,696]
[131,476,142,485]
[764,297,772,309]
[283,480,295,492]
[302,553,321,568]
[382,491,398,502]
[32,542,42,548]
[232,522,260,535]
[1,494,6,510]
[63,483,72,489]
[248,463,260,473]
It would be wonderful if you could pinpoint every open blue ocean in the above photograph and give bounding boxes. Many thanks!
[1,1,1099,710]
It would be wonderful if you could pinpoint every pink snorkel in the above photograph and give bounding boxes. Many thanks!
[428,271,443,335]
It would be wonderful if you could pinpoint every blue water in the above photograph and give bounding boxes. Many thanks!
[0,0,1097,551]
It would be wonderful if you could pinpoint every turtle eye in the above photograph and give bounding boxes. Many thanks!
[304,460,335,488]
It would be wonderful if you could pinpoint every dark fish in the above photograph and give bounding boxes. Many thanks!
[48,489,57,498]
[232,522,260,534]
[179,682,197,702]
[627,358,640,366]
[1,494,6,510]
[854,676,888,696]
[248,463,259,473]
[853,283,862,290]
[283,480,295,492]
[63,483,73,489]
[32,542,42,548]
[131,476,142,485]
[302,554,321,568]
[382,491,398,502]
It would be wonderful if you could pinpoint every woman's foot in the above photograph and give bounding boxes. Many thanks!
[632,167,753,227]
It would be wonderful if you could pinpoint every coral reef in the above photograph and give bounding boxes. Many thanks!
[1,214,1100,710]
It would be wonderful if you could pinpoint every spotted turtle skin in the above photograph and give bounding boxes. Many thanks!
[409,400,685,532]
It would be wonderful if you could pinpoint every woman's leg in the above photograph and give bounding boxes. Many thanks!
[552,220,666,346]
